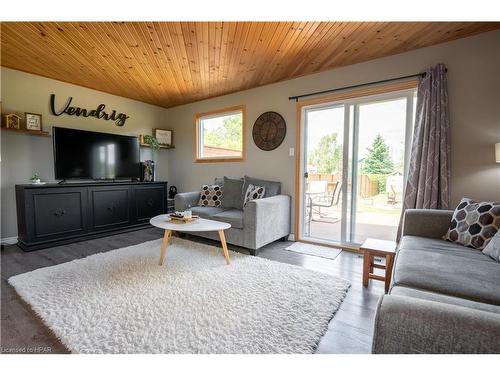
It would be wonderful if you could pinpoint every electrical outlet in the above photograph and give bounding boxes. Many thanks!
[289,147,295,156]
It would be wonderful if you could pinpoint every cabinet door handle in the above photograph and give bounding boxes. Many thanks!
[53,209,66,217]
[147,199,154,206]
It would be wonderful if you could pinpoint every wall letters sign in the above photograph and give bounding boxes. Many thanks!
[50,94,130,126]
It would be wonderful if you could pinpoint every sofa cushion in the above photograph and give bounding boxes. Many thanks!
[197,184,223,207]
[443,197,500,249]
[214,176,242,187]
[393,238,500,305]
[391,286,500,315]
[191,206,227,219]
[222,176,244,209]
[399,236,493,262]
[214,177,224,187]
[243,175,281,198]
[243,184,265,207]
[211,209,244,229]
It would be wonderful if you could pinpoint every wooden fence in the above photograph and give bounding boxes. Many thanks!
[358,174,379,198]
[307,173,379,197]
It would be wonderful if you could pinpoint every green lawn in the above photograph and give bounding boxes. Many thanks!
[357,193,401,215]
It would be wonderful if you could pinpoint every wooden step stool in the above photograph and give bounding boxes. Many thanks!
[360,238,397,293]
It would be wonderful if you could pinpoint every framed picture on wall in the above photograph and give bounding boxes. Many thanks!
[25,112,43,131]
[154,128,173,147]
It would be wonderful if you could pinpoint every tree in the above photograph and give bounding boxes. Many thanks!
[307,133,343,174]
[204,115,242,150]
[361,134,394,174]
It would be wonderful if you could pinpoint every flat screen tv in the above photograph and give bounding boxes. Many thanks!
[53,127,141,180]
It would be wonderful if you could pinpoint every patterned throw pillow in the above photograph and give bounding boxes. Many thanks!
[243,184,266,208]
[198,184,223,207]
[443,197,500,249]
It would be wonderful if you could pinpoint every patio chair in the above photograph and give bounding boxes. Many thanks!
[307,181,342,235]
[387,184,402,205]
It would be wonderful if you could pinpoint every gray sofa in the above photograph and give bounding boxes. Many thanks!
[174,176,291,255]
[373,209,500,354]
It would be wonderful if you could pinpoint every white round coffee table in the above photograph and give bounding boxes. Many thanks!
[149,214,231,266]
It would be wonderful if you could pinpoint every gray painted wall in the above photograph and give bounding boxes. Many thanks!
[1,68,169,238]
[166,30,500,233]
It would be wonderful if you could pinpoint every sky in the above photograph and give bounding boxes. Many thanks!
[201,113,240,132]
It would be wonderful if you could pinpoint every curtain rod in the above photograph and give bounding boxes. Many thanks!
[288,71,431,102]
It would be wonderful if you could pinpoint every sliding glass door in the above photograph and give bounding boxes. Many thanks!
[299,88,416,247]
[302,104,345,243]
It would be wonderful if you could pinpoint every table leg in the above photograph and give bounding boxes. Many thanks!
[168,231,174,245]
[385,253,394,293]
[159,229,170,266]
[362,250,370,287]
[218,230,230,265]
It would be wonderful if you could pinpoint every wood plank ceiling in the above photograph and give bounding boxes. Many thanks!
[1,22,498,108]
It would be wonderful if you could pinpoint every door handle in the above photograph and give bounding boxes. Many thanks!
[53,208,66,217]
[107,202,118,211]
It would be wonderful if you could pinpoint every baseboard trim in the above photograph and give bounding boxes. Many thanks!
[1,236,18,245]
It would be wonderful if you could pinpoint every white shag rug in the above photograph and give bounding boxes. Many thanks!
[9,237,350,354]
[285,242,342,260]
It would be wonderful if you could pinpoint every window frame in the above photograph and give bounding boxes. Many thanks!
[193,104,246,163]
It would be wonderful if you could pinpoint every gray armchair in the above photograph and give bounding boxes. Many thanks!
[174,176,291,255]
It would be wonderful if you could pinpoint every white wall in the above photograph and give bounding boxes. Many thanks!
[1,68,170,238]
[166,30,500,232]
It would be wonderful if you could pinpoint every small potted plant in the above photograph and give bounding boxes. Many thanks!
[30,171,41,184]
[142,134,160,152]
[141,135,161,181]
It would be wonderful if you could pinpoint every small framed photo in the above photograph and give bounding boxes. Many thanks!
[154,128,173,147]
[3,113,22,129]
[25,112,43,131]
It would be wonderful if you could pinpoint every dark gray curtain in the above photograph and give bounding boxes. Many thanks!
[397,64,451,239]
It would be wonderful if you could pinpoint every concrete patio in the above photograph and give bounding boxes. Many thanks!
[303,194,401,244]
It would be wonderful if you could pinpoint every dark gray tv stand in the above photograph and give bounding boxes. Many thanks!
[15,181,167,251]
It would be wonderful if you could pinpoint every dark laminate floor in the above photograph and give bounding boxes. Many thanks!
[1,228,385,354]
